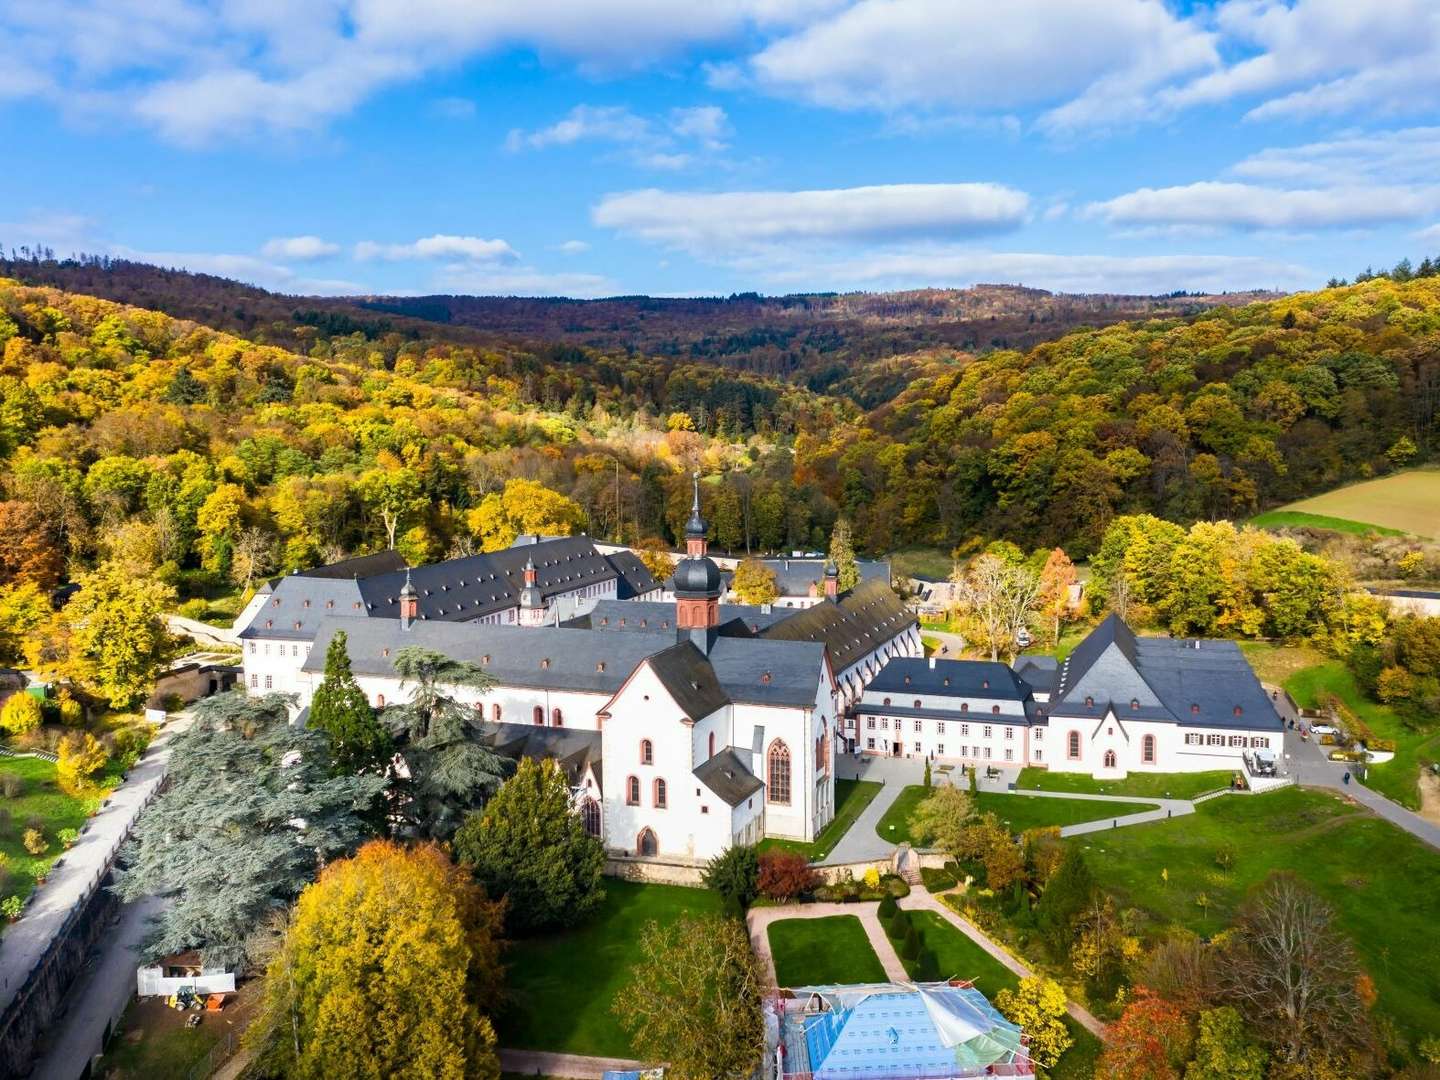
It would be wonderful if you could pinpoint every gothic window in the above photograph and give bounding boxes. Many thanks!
[640,739,654,765]
[767,741,792,805]
[1067,730,1081,759]
[1103,749,1117,768]
[582,798,601,837]
[1142,734,1156,763]
[637,828,658,856]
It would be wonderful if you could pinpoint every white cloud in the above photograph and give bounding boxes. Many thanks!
[1086,181,1435,232]
[506,105,652,151]
[261,235,341,261]
[1417,224,1440,245]
[505,103,730,170]
[668,105,730,149]
[354,234,518,262]
[433,263,618,298]
[555,240,591,254]
[593,182,1029,253]
[1230,127,1440,187]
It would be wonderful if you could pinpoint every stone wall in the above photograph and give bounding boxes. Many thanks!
[605,853,708,887]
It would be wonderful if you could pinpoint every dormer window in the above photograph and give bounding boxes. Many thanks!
[1233,705,1243,717]
[541,658,551,669]
[302,599,311,608]
[265,619,273,629]
[1085,696,1094,707]
[596,661,606,672]
[1130,698,1139,710]
[1191,703,1200,715]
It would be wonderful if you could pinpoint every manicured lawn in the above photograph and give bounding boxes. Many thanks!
[0,757,99,911]
[1249,509,1408,536]
[1255,468,1440,538]
[1072,786,1440,1040]
[875,785,1158,845]
[1236,639,1328,686]
[1016,768,1234,801]
[759,779,881,861]
[1283,658,1435,810]
[768,915,886,986]
[498,879,723,1057]
[896,910,1099,1078]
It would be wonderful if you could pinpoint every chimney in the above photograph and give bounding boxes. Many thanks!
[824,559,838,601]
[399,568,418,630]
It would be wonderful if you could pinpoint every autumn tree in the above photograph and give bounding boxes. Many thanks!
[52,560,174,709]
[0,582,48,665]
[453,757,605,934]
[1037,847,1097,956]
[952,554,1041,661]
[114,693,385,969]
[994,976,1072,1070]
[731,558,778,605]
[828,516,860,592]
[356,465,425,550]
[56,732,108,795]
[634,538,676,584]
[1037,547,1078,646]
[614,914,765,1080]
[0,692,42,735]
[194,481,247,575]
[0,501,62,589]
[467,478,585,552]
[308,631,393,778]
[248,840,504,1080]
[1218,873,1373,1068]
[1186,1005,1268,1080]
[385,647,508,840]
[908,785,975,858]
[1097,989,1193,1080]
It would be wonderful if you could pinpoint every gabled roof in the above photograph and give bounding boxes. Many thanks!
[694,748,763,806]
[759,579,917,672]
[478,722,603,789]
[237,578,366,640]
[294,549,408,580]
[866,657,1032,700]
[604,549,663,599]
[646,642,730,719]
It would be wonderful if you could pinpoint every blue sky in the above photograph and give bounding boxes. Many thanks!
[2,0,1439,298]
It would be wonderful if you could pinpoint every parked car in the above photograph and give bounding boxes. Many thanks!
[1246,748,1278,777]
[1016,628,1032,648]
[1310,724,1339,737]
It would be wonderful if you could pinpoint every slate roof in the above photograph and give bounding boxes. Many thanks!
[238,578,366,641]
[604,549,664,599]
[1014,655,1059,694]
[477,722,602,789]
[1049,614,1279,731]
[646,641,731,718]
[748,557,891,598]
[866,657,1032,700]
[295,550,408,580]
[759,579,917,672]
[694,748,763,806]
[577,599,792,635]
[302,616,826,708]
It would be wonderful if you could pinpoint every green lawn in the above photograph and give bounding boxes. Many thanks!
[0,757,98,911]
[875,785,1159,845]
[498,879,722,1057]
[1282,658,1436,810]
[896,910,1100,1079]
[1249,509,1408,536]
[767,915,887,986]
[759,779,881,861]
[892,547,955,582]
[1253,469,1440,539]
[1016,768,1234,801]
[1073,786,1440,1041]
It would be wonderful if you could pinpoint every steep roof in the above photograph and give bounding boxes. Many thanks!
[294,550,408,580]
[646,642,731,719]
[237,577,366,640]
[694,748,763,806]
[867,657,1033,700]
[1049,614,1279,730]
[759,579,917,672]
[477,722,602,789]
[604,549,663,599]
[748,557,891,598]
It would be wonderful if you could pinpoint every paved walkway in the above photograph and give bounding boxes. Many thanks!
[824,755,929,864]
[898,889,1107,1039]
[499,1048,645,1078]
[747,902,910,984]
[0,712,192,1020]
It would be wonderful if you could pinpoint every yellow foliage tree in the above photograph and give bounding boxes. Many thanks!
[47,561,175,709]
[249,840,504,1080]
[0,693,42,735]
[731,558,778,605]
[56,732,108,795]
[466,479,585,552]
[994,976,1072,1069]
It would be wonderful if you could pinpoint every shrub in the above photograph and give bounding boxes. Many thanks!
[56,690,84,728]
[702,844,760,914]
[757,851,819,902]
[882,874,910,898]
[22,828,47,856]
[878,894,898,921]
[177,598,209,620]
[901,924,921,961]
[862,866,880,889]
[921,866,957,892]
[58,827,79,848]
[1,896,21,921]
[0,774,21,799]
[0,694,43,736]
[1215,844,1236,872]
[887,907,910,940]
[914,947,939,980]
[57,732,109,796]
[923,760,932,789]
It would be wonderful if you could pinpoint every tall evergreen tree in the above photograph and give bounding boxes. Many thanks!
[453,757,605,933]
[113,692,386,970]
[828,516,860,592]
[309,630,393,776]
[387,646,509,840]
[1036,847,1097,956]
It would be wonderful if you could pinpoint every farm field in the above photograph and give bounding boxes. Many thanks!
[1070,786,1440,1042]
[498,879,722,1057]
[876,785,1158,844]
[1252,468,1440,537]
[767,915,887,986]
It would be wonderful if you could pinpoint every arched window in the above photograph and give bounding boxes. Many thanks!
[1067,731,1081,760]
[626,776,640,805]
[552,707,563,727]
[708,731,716,759]
[376,694,385,708]
[914,699,922,709]
[992,705,1000,715]
[654,778,667,808]
[581,797,601,837]
[637,828,658,857]
[533,705,544,725]
[1104,749,1117,769]
[492,703,502,722]
[1142,734,1156,764]
[767,741,792,805]
[640,739,654,765]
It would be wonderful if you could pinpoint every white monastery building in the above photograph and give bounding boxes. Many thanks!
[237,478,919,863]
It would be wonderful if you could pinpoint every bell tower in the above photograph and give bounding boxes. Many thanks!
[673,472,721,642]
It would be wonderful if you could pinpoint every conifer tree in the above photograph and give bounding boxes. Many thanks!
[828,516,860,592]
[309,630,392,777]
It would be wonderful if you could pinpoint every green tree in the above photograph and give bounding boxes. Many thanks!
[731,558,778,605]
[1186,1006,1268,1080]
[614,914,765,1080]
[1037,847,1097,955]
[194,482,247,575]
[701,844,760,914]
[453,757,605,934]
[993,976,1072,1070]
[386,647,509,840]
[114,693,385,969]
[57,560,175,709]
[828,516,860,592]
[248,840,503,1080]
[356,465,426,550]
[308,631,393,777]
[908,785,975,858]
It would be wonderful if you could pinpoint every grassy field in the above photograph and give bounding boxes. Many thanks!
[1015,768,1234,800]
[768,915,887,986]
[896,911,1100,1079]
[875,785,1158,844]
[759,779,881,861]
[1253,469,1440,538]
[498,880,722,1057]
[892,547,954,581]
[1074,786,1440,1041]
[0,757,99,910]
[1248,509,1409,536]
